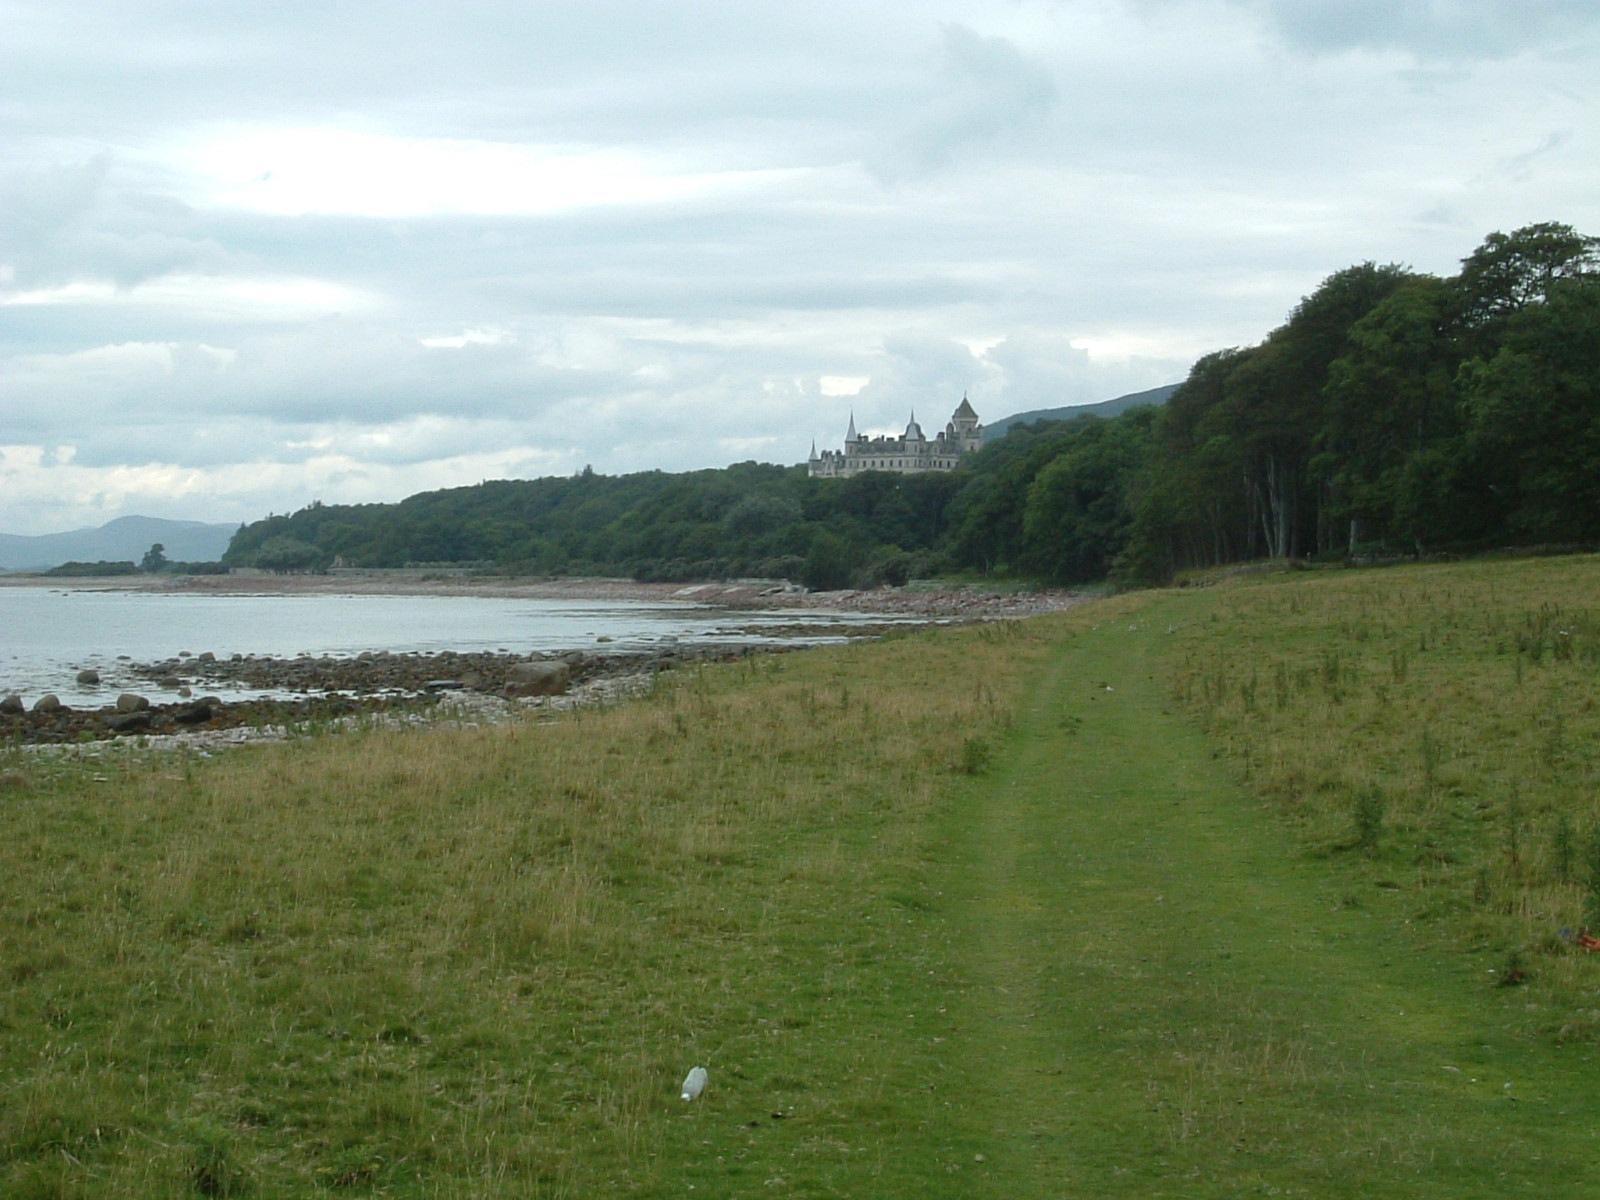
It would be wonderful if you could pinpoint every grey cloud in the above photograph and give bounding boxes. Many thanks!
[1,155,231,289]
[842,333,998,432]
[1249,0,1600,61]
[984,331,1181,411]
[3,0,1596,535]
[874,23,1058,180]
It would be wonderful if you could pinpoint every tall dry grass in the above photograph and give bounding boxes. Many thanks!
[0,621,1055,1197]
[1163,555,1600,1031]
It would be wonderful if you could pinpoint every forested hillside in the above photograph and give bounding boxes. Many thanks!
[225,222,1599,587]
[1120,221,1600,579]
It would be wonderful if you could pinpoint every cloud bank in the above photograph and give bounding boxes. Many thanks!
[2,0,1596,534]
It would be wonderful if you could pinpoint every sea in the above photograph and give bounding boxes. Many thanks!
[0,585,901,707]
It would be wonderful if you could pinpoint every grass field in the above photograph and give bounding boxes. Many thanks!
[4,556,1600,1196]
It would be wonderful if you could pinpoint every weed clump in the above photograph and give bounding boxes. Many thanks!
[1551,812,1575,883]
[1585,825,1600,931]
[1473,866,1493,908]
[184,1121,248,1197]
[1497,949,1529,988]
[956,734,995,775]
[1351,786,1384,855]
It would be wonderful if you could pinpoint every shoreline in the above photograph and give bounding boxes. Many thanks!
[1,573,1096,749]
[0,569,1095,619]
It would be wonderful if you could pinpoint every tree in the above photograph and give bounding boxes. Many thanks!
[800,530,858,592]
[1459,275,1600,540]
[1456,221,1600,331]
[1020,409,1155,584]
[253,536,329,574]
[140,543,168,572]
[1317,277,1465,550]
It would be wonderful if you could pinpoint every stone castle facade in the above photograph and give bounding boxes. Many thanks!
[808,397,983,478]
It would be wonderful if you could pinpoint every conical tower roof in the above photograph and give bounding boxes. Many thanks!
[953,394,978,420]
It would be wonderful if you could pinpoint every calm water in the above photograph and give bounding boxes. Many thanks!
[0,586,893,706]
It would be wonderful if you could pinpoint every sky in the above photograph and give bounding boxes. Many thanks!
[3,1,1598,537]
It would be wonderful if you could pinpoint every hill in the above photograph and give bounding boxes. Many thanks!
[0,515,237,572]
[221,219,1600,588]
[984,382,1179,439]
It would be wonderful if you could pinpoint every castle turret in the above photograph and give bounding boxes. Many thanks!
[950,393,982,452]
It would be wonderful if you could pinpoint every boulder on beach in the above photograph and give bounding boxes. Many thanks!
[77,668,101,685]
[175,702,215,725]
[506,660,571,696]
[105,711,153,734]
[32,694,64,714]
[0,695,24,715]
[116,693,151,712]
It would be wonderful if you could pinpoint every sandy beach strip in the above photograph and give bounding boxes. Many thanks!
[0,570,1094,619]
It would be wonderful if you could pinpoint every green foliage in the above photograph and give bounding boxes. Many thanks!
[800,529,858,591]
[214,223,1599,589]
[251,534,330,574]
[40,560,140,577]
[1136,222,1600,571]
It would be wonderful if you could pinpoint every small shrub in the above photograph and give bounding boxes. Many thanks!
[1552,812,1575,883]
[1585,825,1600,930]
[1496,949,1529,987]
[955,735,994,775]
[1351,786,1384,854]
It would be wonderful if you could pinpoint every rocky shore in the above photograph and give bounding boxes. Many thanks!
[1,640,804,748]
[1,573,1092,749]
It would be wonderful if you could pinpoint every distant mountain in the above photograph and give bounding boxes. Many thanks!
[0,515,238,572]
[985,383,1180,441]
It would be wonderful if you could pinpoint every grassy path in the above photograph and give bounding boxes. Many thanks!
[935,597,1600,1197]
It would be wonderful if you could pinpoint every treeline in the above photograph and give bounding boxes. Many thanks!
[225,464,965,590]
[1121,221,1600,579]
[226,222,1598,588]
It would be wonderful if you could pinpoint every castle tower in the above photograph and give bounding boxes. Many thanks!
[949,394,982,453]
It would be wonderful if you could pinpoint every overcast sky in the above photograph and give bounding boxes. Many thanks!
[3,0,1597,536]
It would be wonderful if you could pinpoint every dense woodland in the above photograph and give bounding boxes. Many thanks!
[226,222,1600,588]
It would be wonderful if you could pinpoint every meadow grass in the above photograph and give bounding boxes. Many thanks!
[935,586,1600,1196]
[1162,555,1600,1031]
[6,555,1600,1196]
[0,623,1051,1198]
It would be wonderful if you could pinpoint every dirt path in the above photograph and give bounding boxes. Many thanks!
[934,596,1600,1197]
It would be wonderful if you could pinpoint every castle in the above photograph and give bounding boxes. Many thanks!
[808,397,982,478]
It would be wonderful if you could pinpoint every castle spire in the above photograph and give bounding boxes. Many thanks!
[846,413,859,443]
